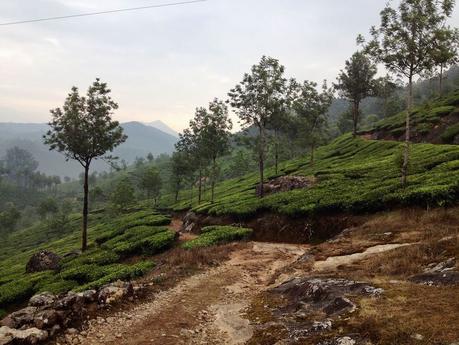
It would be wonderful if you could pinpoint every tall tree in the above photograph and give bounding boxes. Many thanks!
[228,56,287,198]
[292,80,334,164]
[199,99,232,203]
[44,79,127,251]
[170,151,194,202]
[3,147,38,188]
[334,51,378,137]
[139,166,162,206]
[361,0,456,185]
[431,25,459,94]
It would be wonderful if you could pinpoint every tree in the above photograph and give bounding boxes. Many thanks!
[139,166,162,206]
[3,147,38,188]
[196,99,232,203]
[170,151,194,202]
[111,178,136,210]
[431,26,459,94]
[375,75,402,118]
[44,79,127,251]
[334,51,378,137]
[37,197,59,220]
[361,0,456,185]
[292,80,334,164]
[0,204,20,233]
[146,152,154,163]
[228,56,288,198]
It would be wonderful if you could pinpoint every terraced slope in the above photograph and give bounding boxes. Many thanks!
[170,134,459,218]
[364,88,459,144]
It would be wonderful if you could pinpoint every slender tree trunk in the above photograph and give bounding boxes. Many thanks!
[310,143,315,165]
[258,125,265,198]
[175,182,180,202]
[198,168,202,204]
[401,74,413,186]
[82,164,89,252]
[352,101,359,137]
[439,63,444,95]
[211,157,216,204]
[274,129,279,175]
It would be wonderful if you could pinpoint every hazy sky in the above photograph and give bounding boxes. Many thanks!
[1,0,459,132]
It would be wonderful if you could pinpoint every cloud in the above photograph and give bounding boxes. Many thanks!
[0,0,458,131]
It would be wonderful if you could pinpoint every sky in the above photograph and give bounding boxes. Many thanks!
[1,0,459,133]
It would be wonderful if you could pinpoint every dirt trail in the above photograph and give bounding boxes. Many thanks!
[65,242,307,345]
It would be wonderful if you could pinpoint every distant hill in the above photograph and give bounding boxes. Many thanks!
[144,120,178,137]
[362,88,459,144]
[0,121,177,178]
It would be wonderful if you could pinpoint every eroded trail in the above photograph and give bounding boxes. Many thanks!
[69,242,307,345]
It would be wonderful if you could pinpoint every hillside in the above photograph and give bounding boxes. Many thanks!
[0,122,177,178]
[362,89,459,144]
[169,134,459,225]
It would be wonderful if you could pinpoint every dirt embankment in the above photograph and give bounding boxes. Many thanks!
[181,210,368,244]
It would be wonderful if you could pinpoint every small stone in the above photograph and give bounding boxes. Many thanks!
[411,333,424,341]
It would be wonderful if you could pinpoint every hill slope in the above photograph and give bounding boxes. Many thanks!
[0,122,177,177]
[363,89,459,144]
[169,134,459,218]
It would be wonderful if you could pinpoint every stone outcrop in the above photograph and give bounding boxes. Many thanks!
[256,175,315,196]
[0,281,144,345]
[410,257,459,286]
[25,251,61,273]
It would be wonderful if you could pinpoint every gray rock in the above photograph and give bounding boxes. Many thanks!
[1,307,38,329]
[0,326,48,345]
[26,251,61,273]
[409,271,459,286]
[29,292,57,307]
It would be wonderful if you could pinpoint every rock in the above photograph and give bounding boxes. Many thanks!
[409,271,459,286]
[312,319,332,331]
[29,292,57,307]
[98,281,133,305]
[323,297,356,316]
[411,333,424,341]
[77,290,97,304]
[26,250,61,273]
[0,326,48,345]
[424,258,456,273]
[63,250,82,259]
[1,307,38,329]
[256,175,315,196]
[270,277,382,316]
[181,211,199,233]
[318,336,357,345]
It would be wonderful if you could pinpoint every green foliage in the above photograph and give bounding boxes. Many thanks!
[172,134,459,217]
[110,178,136,210]
[182,226,253,249]
[441,123,459,143]
[0,206,168,310]
[0,204,21,233]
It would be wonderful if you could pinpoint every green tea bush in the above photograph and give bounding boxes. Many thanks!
[441,123,459,144]
[182,226,253,249]
[0,278,35,308]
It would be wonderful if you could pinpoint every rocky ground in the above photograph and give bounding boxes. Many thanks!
[2,207,459,345]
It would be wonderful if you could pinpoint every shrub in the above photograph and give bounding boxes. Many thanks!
[0,278,35,308]
[441,123,459,144]
[182,226,253,249]
[74,261,154,291]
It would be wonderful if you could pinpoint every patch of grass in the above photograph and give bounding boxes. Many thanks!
[182,226,253,249]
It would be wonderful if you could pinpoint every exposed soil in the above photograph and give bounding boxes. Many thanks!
[53,242,307,345]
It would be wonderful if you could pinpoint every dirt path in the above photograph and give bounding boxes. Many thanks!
[63,242,307,345]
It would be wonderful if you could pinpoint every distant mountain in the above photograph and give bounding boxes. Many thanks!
[144,120,178,137]
[0,122,177,178]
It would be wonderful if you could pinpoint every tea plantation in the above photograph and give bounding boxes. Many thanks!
[0,207,173,312]
[170,134,459,218]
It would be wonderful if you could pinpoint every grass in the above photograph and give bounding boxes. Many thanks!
[0,206,172,310]
[168,134,459,218]
[182,226,253,249]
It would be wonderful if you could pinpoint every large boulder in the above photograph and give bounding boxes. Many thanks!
[181,211,200,233]
[256,175,315,196]
[25,251,61,273]
[98,281,133,305]
[0,326,48,345]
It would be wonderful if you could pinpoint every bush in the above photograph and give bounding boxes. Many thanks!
[182,226,253,249]
[0,278,35,308]
[74,261,154,291]
[441,123,459,144]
